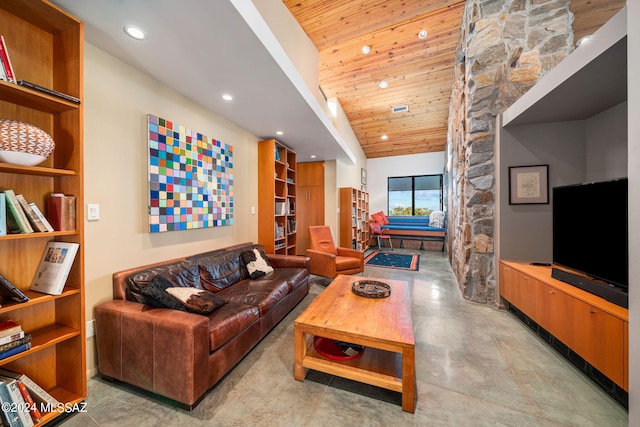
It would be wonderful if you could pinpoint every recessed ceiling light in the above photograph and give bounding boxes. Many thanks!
[276,131,283,136]
[310,155,317,159]
[418,30,428,39]
[362,45,371,54]
[124,25,146,40]
[381,134,389,140]
[222,94,233,101]
[378,81,389,89]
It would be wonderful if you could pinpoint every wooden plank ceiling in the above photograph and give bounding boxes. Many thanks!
[283,0,626,159]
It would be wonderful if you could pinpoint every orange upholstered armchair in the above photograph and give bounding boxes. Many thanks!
[306,226,364,279]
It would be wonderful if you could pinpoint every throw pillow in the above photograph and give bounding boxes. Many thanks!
[429,210,445,228]
[241,248,274,280]
[371,211,385,224]
[141,275,188,311]
[381,212,390,224]
[165,287,226,314]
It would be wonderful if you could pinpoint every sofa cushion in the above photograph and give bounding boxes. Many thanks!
[141,275,188,311]
[429,210,445,228]
[241,248,274,279]
[207,303,260,352]
[166,287,226,314]
[126,260,201,303]
[217,278,290,316]
[196,250,243,292]
[263,268,308,293]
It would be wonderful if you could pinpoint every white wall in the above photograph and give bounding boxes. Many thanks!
[251,0,325,111]
[586,101,628,181]
[331,99,368,242]
[324,160,338,236]
[83,43,260,375]
[333,98,367,186]
[366,152,445,214]
[498,120,587,262]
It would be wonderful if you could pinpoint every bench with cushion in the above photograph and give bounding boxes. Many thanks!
[371,211,446,251]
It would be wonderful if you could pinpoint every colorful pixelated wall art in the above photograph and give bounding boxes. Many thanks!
[147,114,233,232]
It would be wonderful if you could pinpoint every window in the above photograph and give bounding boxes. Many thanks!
[388,174,442,216]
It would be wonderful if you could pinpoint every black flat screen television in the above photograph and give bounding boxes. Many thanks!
[552,178,628,291]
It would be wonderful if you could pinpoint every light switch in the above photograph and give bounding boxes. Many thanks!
[251,206,256,215]
[88,204,100,221]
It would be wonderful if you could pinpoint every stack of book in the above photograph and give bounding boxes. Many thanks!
[0,368,61,426]
[0,190,76,236]
[0,320,30,361]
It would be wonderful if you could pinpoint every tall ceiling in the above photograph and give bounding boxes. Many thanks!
[284,0,626,159]
[51,0,625,162]
[284,0,465,158]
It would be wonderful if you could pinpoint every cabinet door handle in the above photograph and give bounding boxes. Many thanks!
[549,290,555,295]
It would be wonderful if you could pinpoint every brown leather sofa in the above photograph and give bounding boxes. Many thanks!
[94,242,309,409]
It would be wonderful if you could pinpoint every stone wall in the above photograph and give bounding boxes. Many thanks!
[445,0,574,303]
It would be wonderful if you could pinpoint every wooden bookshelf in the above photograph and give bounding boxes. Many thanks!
[0,2,85,423]
[339,187,369,251]
[258,139,297,254]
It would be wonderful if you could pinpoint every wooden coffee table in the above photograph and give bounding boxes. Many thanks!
[294,275,416,412]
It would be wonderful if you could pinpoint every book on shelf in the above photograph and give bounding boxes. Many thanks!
[16,194,49,233]
[5,204,22,234]
[275,202,286,216]
[4,190,33,234]
[0,320,21,338]
[0,380,21,427]
[0,56,6,81]
[30,241,79,295]
[0,36,16,83]
[4,378,34,427]
[0,369,60,407]
[0,273,30,303]
[29,203,54,232]
[16,80,81,104]
[15,379,42,424]
[47,193,76,231]
[0,334,31,354]
[0,192,5,236]
[0,330,24,346]
[0,342,31,361]
[274,222,285,239]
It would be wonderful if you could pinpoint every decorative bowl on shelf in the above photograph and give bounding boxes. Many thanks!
[0,119,55,166]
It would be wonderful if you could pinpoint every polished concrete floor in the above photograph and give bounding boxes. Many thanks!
[60,249,628,426]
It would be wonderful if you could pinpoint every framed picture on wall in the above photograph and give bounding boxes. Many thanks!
[361,168,367,185]
[508,164,549,204]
